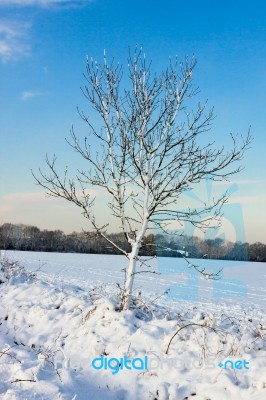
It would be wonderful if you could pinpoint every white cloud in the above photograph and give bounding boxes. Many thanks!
[0,1,91,62]
[233,179,266,185]
[21,90,49,101]
[1,188,105,208]
[0,189,112,233]
[2,191,51,204]
[0,20,31,62]
[0,205,12,213]
[0,0,89,8]
[214,179,265,186]
[228,194,266,205]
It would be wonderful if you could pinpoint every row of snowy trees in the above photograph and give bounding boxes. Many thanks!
[1,222,263,261]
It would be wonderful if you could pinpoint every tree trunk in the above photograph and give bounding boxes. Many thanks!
[121,174,150,310]
[122,242,140,310]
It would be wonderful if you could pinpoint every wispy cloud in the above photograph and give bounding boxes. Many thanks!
[0,0,90,8]
[213,179,266,187]
[2,191,51,204]
[229,194,266,205]
[21,90,49,101]
[233,179,266,185]
[0,205,12,213]
[0,1,91,62]
[1,188,105,208]
[0,189,110,232]
[0,20,31,62]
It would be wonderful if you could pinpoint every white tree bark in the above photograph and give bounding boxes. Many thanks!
[123,171,150,309]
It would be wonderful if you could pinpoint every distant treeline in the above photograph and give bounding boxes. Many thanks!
[0,222,265,262]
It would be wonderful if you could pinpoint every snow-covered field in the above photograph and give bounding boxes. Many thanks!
[0,251,266,399]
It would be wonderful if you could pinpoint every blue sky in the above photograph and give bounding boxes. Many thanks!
[0,0,265,243]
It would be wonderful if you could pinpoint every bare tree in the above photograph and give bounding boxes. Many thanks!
[32,48,251,310]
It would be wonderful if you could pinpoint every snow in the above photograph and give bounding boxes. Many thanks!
[0,251,266,399]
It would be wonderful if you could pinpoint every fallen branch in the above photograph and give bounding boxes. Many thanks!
[0,344,22,364]
[165,322,219,355]
[11,379,36,384]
